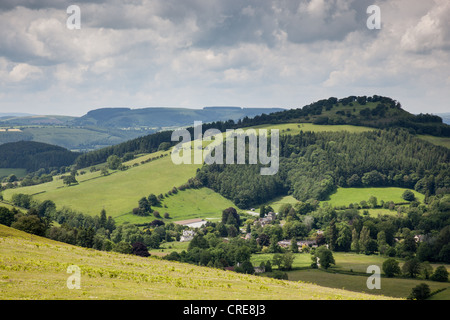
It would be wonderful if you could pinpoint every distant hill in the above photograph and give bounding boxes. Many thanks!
[0,107,284,151]
[0,141,80,172]
[71,106,285,129]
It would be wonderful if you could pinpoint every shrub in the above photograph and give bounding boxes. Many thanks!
[408,283,431,300]
[430,266,449,282]
[382,258,401,277]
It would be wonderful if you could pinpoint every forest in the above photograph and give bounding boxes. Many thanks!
[197,128,450,209]
[0,141,80,172]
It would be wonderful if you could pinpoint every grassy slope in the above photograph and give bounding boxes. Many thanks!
[417,135,450,149]
[3,151,202,219]
[0,224,394,300]
[1,122,374,222]
[244,122,375,134]
[324,187,425,208]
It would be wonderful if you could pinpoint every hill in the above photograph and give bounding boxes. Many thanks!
[0,107,284,151]
[0,224,396,300]
[71,106,285,129]
[0,141,80,172]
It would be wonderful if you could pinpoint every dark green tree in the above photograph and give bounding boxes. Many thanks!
[382,258,401,277]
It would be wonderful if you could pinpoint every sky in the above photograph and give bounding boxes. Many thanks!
[0,0,449,116]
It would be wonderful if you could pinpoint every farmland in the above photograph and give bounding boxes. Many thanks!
[251,252,450,299]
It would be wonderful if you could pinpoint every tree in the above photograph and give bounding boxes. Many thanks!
[236,260,254,274]
[0,207,15,227]
[222,207,241,229]
[138,197,151,213]
[351,228,360,253]
[290,237,299,253]
[63,175,78,186]
[359,226,371,254]
[408,283,431,300]
[382,258,401,277]
[402,190,415,202]
[420,262,433,280]
[368,196,378,208]
[430,266,449,282]
[101,167,109,176]
[107,155,122,170]
[148,194,159,206]
[326,218,338,251]
[132,242,150,257]
[402,258,422,278]
[99,209,107,228]
[11,214,47,236]
[280,252,295,271]
[313,246,335,269]
[113,241,133,254]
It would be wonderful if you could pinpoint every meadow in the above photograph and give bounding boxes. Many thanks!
[417,134,450,149]
[244,122,375,135]
[0,224,394,300]
[2,151,202,219]
[323,187,425,208]
[114,187,237,225]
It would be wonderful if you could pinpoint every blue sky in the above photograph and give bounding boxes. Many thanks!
[0,0,449,116]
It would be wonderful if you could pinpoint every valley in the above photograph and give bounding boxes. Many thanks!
[1,95,449,301]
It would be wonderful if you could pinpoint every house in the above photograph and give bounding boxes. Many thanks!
[414,234,425,243]
[254,266,265,274]
[277,239,318,251]
[254,212,277,227]
[180,230,195,242]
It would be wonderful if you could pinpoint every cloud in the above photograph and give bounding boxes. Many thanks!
[0,0,449,115]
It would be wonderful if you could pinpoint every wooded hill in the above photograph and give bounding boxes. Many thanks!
[197,128,450,209]
[0,141,80,172]
[74,95,450,169]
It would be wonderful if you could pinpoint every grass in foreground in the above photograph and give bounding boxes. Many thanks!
[0,225,395,300]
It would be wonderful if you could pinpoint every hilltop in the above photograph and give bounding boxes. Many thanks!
[0,224,395,300]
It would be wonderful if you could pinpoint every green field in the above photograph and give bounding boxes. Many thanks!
[287,269,449,299]
[0,224,394,300]
[251,252,450,299]
[323,187,425,208]
[244,122,375,135]
[417,134,450,149]
[3,151,202,219]
[114,187,237,224]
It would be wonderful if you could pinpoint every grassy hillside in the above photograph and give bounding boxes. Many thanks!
[245,122,375,134]
[114,187,238,225]
[323,187,425,208]
[0,224,395,300]
[418,135,450,149]
[1,122,379,223]
[3,151,201,219]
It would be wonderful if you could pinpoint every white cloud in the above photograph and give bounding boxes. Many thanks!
[0,0,449,115]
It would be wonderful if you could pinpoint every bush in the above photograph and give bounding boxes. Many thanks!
[402,190,415,202]
[132,242,150,257]
[382,258,401,277]
[430,266,449,282]
[408,283,431,300]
